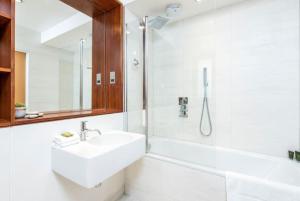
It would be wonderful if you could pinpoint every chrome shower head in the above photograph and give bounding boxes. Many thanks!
[146,3,182,30]
[148,16,169,30]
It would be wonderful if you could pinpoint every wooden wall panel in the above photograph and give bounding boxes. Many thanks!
[10,0,15,122]
[0,21,11,68]
[0,23,12,124]
[60,0,120,17]
[0,73,11,125]
[92,5,123,112]
[0,0,14,127]
[105,5,123,112]
[92,14,106,109]
[89,0,120,13]
[0,0,12,17]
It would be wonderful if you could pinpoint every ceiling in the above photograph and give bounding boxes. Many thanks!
[16,0,78,32]
[126,0,247,22]
[44,22,92,52]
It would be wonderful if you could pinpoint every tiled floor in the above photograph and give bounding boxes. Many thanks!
[118,195,139,201]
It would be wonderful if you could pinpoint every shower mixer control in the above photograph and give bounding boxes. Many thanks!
[96,73,101,85]
[179,97,188,118]
[110,71,116,84]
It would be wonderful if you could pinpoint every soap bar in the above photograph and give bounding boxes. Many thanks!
[25,114,39,119]
[25,112,44,119]
[61,132,74,138]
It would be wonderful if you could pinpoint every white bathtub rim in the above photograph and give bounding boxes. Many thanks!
[149,136,300,174]
[226,171,300,193]
[146,153,225,177]
[150,136,290,164]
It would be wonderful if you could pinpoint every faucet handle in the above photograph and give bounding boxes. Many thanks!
[81,121,88,131]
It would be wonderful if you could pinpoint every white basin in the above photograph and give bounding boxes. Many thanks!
[51,131,145,188]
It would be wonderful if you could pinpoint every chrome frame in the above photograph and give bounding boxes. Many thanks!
[79,38,85,110]
[124,23,129,131]
[123,14,150,152]
[143,16,150,152]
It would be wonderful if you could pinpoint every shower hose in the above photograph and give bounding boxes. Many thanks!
[200,95,213,136]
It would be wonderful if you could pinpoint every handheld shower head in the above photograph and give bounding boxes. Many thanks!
[203,67,208,87]
[200,67,212,137]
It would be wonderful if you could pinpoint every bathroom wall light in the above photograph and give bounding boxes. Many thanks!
[195,0,203,3]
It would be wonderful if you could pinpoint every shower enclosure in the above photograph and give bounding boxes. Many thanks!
[124,1,300,200]
[125,0,218,154]
[125,0,300,160]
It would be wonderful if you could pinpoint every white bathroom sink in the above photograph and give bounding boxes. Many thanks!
[88,133,137,147]
[51,131,145,188]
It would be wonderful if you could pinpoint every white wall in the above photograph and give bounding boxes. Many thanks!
[59,60,74,110]
[28,51,61,111]
[0,128,10,201]
[214,0,299,157]
[0,113,125,201]
[147,0,299,157]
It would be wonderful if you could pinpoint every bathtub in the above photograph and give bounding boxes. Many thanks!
[125,137,300,201]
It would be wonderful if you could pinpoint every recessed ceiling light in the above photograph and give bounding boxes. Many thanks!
[195,0,203,3]
[16,0,24,3]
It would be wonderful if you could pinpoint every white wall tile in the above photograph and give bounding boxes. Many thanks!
[216,0,300,157]
[147,0,299,157]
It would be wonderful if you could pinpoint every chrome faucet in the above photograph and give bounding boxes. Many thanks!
[80,121,102,141]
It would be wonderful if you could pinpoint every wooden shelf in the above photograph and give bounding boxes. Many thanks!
[0,119,10,127]
[0,67,11,73]
[13,109,121,126]
[0,11,11,27]
[0,11,11,18]
[0,0,13,128]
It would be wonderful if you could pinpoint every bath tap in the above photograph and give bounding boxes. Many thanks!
[80,121,102,141]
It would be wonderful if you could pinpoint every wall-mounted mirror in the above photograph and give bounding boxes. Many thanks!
[15,0,92,115]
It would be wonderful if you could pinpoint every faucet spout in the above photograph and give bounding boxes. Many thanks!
[80,121,102,141]
[87,129,102,136]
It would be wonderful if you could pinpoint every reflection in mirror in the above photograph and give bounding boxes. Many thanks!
[15,0,92,116]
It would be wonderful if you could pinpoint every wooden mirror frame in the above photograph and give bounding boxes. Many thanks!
[0,0,124,127]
